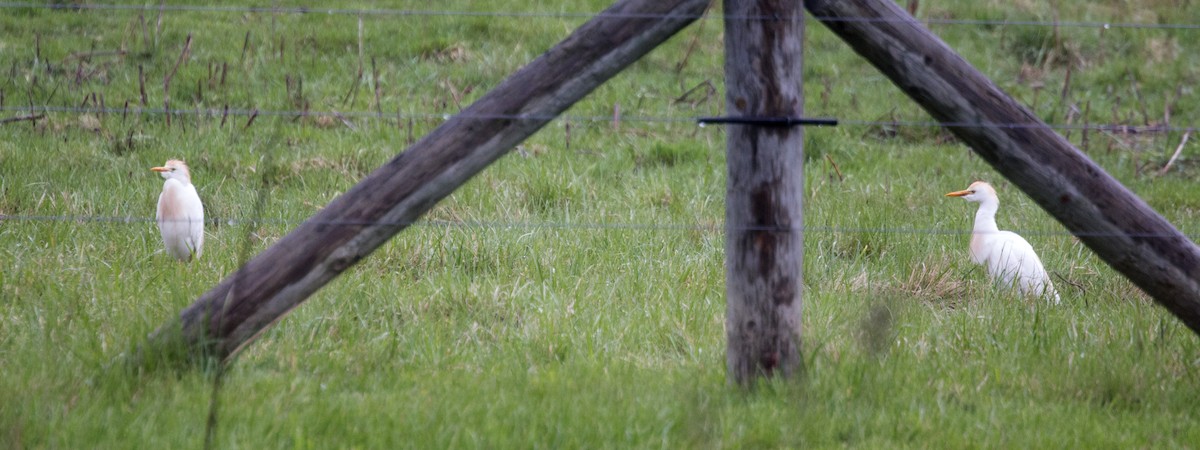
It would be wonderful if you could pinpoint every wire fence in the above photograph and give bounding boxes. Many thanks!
[4,214,1199,241]
[1,0,1190,133]
[5,1,1200,31]
[2,1,1196,242]
[0,105,1188,134]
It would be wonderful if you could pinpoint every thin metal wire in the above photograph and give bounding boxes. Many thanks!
[3,1,1199,32]
[812,16,1200,31]
[0,2,709,19]
[0,106,1187,134]
[698,116,839,127]
[2,214,1196,239]
[0,105,690,124]
[836,119,1175,134]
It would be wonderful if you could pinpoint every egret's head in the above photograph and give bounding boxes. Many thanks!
[151,159,192,183]
[945,181,996,203]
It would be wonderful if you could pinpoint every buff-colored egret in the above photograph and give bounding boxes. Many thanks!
[945,181,1059,303]
[151,159,204,262]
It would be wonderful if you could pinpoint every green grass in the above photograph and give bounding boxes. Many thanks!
[4,0,1200,447]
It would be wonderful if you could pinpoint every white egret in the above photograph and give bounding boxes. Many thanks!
[945,181,1059,303]
[152,159,204,262]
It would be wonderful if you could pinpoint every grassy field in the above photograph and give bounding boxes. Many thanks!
[4,0,1200,447]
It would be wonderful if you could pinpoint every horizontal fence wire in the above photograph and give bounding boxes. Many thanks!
[3,1,1200,31]
[2,3,1194,242]
[0,106,1188,134]
[2,214,1197,239]
[2,4,1189,133]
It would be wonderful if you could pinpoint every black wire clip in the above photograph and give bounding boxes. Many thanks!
[697,116,838,127]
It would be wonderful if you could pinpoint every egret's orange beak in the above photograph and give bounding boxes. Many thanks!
[151,166,169,173]
[945,189,971,197]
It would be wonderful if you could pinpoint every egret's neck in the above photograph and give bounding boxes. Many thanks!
[972,199,999,234]
[164,176,192,187]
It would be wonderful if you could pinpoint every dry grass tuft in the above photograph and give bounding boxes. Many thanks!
[421,44,469,63]
[893,259,969,306]
[1144,37,1180,64]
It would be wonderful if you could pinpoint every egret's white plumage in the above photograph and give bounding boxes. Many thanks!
[152,159,204,261]
[946,181,1059,303]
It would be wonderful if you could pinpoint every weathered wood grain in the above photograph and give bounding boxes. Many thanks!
[723,0,806,383]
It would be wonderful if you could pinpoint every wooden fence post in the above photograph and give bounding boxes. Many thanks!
[805,0,1200,333]
[138,0,712,364]
[723,0,806,384]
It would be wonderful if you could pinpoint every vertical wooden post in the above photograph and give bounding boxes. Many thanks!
[723,0,806,384]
